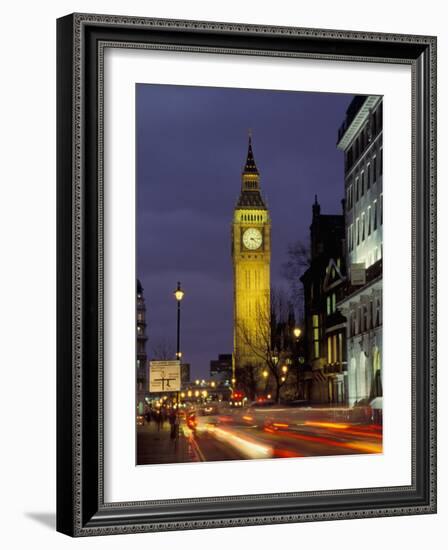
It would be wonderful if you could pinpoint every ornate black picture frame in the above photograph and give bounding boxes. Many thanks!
[57,13,437,536]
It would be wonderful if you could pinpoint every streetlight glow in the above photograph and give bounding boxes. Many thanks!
[293,327,302,339]
[174,281,185,301]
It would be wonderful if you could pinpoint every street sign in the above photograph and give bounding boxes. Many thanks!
[149,361,181,392]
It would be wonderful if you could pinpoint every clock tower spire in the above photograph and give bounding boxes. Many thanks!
[237,135,266,208]
[232,133,271,388]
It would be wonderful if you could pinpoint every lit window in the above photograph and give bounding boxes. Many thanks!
[327,336,332,363]
[332,293,336,313]
[312,314,320,359]
[326,296,331,316]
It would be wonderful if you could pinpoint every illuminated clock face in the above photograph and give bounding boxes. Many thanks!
[243,227,263,250]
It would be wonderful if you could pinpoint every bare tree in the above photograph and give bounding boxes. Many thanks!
[150,339,175,361]
[281,240,311,315]
[235,363,259,402]
[270,287,291,323]
[236,297,292,403]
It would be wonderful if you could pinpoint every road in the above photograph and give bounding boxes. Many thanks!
[137,405,382,464]
[187,406,382,461]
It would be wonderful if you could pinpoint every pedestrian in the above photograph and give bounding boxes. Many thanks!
[169,409,177,439]
[160,408,167,428]
[156,410,162,431]
[144,405,151,425]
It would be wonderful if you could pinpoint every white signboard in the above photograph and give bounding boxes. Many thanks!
[350,263,366,286]
[149,361,181,392]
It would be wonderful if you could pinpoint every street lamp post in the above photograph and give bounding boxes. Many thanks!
[293,327,302,400]
[173,282,185,360]
[173,282,185,418]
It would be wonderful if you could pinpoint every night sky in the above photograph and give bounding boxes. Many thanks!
[137,84,354,378]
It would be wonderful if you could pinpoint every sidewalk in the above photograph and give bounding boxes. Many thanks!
[136,419,198,465]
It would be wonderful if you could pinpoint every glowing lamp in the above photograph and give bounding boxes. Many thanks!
[173,281,185,301]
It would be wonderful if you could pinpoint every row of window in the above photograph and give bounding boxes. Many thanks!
[244,269,262,290]
[327,333,343,364]
[312,314,320,360]
[326,293,337,316]
[311,314,344,364]
[244,181,258,189]
[346,148,382,210]
[347,195,383,251]
[349,298,382,337]
[241,213,263,222]
[345,103,383,172]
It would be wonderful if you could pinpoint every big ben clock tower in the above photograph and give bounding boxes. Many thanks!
[232,135,271,377]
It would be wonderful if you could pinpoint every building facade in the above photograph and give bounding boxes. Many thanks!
[136,279,148,414]
[210,354,233,386]
[181,363,191,386]
[300,198,346,403]
[232,135,271,379]
[337,95,383,406]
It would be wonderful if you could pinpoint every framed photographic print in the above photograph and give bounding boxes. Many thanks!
[57,13,437,536]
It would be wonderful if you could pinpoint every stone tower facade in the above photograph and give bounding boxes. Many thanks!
[232,136,271,376]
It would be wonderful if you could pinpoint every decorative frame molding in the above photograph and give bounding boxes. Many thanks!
[57,13,436,536]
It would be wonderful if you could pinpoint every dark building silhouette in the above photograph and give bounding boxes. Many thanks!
[300,197,347,403]
[210,354,233,385]
[136,279,148,413]
[181,363,191,386]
